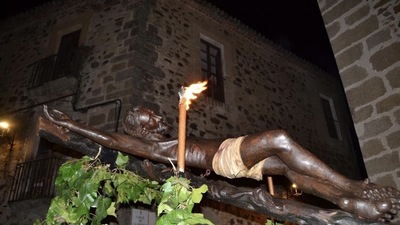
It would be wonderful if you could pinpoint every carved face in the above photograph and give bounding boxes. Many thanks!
[123,106,171,139]
[136,108,163,132]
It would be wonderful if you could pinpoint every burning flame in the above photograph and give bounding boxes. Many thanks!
[179,81,207,110]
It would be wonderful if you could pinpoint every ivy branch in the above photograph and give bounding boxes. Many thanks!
[35,152,212,225]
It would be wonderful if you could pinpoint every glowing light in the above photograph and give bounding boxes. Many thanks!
[179,81,207,110]
[0,121,10,137]
[0,122,10,129]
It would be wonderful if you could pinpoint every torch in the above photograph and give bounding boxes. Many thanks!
[177,81,207,176]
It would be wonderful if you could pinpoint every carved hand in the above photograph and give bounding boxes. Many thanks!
[43,105,72,128]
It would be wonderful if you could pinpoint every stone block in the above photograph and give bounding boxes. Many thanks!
[28,76,78,104]
[386,66,400,89]
[362,138,386,158]
[106,84,117,92]
[375,174,398,189]
[88,113,106,126]
[318,0,339,13]
[92,87,102,96]
[376,93,400,113]
[370,41,400,71]
[345,5,370,26]
[394,109,400,125]
[106,89,135,100]
[336,43,363,68]
[326,21,341,38]
[363,116,393,139]
[331,16,378,52]
[365,151,400,175]
[85,96,105,106]
[116,31,129,41]
[115,68,134,82]
[373,0,391,9]
[395,1,400,14]
[353,105,373,123]
[322,1,361,25]
[111,52,135,63]
[346,76,386,108]
[341,64,368,87]
[103,75,114,84]
[111,62,127,72]
[366,28,392,50]
[387,130,400,149]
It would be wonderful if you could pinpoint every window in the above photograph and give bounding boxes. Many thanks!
[54,29,81,75]
[29,30,81,88]
[200,39,225,102]
[320,95,342,140]
[8,156,63,202]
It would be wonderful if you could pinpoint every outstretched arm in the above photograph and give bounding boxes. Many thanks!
[43,105,122,148]
[41,105,178,163]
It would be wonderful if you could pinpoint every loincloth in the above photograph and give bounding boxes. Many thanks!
[212,136,266,181]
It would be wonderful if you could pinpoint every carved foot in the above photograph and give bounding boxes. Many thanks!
[339,180,400,222]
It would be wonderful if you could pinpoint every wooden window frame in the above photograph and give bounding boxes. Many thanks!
[200,39,225,103]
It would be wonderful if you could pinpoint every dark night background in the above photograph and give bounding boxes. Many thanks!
[1,0,339,76]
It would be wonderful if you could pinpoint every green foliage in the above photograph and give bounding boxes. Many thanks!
[265,219,284,225]
[157,177,212,225]
[35,152,212,225]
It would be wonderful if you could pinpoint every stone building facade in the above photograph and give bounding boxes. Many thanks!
[317,0,400,190]
[0,0,364,224]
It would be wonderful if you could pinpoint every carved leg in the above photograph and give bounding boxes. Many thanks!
[260,156,400,221]
[241,130,355,190]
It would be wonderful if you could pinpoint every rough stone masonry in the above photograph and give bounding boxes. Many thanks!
[317,0,400,190]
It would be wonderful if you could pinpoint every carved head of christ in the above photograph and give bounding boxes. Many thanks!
[123,106,171,140]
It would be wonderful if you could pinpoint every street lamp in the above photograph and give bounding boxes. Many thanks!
[0,121,15,152]
[0,121,10,136]
[0,120,16,178]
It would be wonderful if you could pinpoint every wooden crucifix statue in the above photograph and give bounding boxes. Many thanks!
[40,105,400,223]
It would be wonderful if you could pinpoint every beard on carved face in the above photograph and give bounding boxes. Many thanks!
[123,106,171,140]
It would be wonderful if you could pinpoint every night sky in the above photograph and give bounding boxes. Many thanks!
[1,0,339,76]
[206,0,339,76]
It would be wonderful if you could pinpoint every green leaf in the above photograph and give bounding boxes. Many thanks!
[192,184,208,203]
[115,152,129,167]
[157,203,173,215]
[112,172,128,187]
[40,155,212,225]
[74,200,90,221]
[107,202,117,217]
[33,219,44,225]
[94,196,112,224]
[92,166,111,183]
[103,180,114,197]
[177,185,190,202]
[266,219,274,225]
[79,182,98,208]
[185,213,214,225]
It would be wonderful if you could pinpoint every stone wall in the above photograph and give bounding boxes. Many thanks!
[0,0,363,177]
[146,0,364,178]
[0,0,366,224]
[317,0,400,189]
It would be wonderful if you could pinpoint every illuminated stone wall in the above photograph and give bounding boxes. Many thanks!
[0,0,364,224]
[317,0,400,190]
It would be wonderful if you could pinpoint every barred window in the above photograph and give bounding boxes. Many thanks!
[200,39,225,103]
